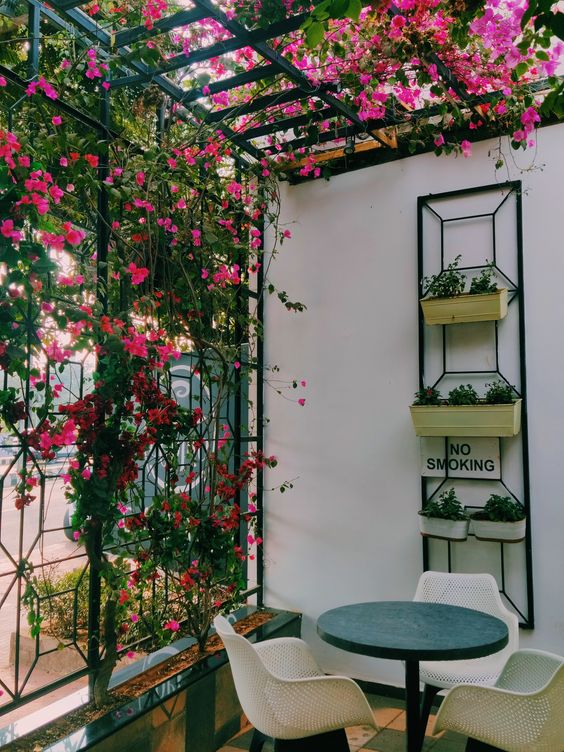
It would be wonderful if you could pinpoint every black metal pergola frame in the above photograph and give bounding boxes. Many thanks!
[3,0,530,172]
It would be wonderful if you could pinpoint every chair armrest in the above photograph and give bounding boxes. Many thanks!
[254,637,324,679]
[264,675,375,736]
[495,649,564,692]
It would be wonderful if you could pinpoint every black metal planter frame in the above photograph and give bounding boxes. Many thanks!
[416,181,534,629]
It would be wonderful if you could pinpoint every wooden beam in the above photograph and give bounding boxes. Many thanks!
[370,128,397,149]
[279,138,383,171]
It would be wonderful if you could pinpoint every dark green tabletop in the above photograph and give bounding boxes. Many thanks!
[317,601,508,661]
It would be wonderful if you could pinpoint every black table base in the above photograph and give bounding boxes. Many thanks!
[405,660,422,752]
[250,728,350,752]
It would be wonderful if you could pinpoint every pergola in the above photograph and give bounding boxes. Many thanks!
[1,0,555,179]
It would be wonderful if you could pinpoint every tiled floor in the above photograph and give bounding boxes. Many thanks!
[216,693,467,751]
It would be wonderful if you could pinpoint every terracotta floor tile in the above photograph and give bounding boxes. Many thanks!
[386,711,407,732]
[372,705,404,728]
[346,724,379,750]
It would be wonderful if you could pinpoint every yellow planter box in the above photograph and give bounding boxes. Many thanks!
[410,400,522,437]
[420,288,508,325]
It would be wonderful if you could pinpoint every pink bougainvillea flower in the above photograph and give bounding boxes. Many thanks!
[234,361,240,369]
[298,398,306,407]
[52,116,62,126]
[164,620,180,632]
[81,468,92,480]
[0,76,7,87]
[1,219,22,242]
[63,224,85,246]
[460,140,472,158]
[122,334,148,358]
[45,341,72,363]
[127,263,149,285]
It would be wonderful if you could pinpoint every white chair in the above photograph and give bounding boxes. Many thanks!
[214,615,376,751]
[413,571,520,732]
[433,649,564,751]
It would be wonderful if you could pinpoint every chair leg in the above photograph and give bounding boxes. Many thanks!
[250,729,268,752]
[466,739,502,752]
[274,728,350,751]
[419,683,440,741]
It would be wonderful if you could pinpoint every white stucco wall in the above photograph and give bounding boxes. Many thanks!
[263,123,564,687]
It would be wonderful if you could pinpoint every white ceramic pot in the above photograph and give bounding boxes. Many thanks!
[418,515,469,541]
[471,517,526,543]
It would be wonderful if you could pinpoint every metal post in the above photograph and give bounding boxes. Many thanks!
[88,81,111,696]
[256,178,265,609]
[27,1,41,79]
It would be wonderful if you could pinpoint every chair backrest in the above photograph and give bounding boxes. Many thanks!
[213,615,274,732]
[414,571,519,652]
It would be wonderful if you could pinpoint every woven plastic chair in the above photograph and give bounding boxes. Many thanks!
[433,649,564,751]
[214,615,375,751]
[413,571,520,732]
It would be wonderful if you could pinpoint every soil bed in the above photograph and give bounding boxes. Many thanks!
[4,610,273,751]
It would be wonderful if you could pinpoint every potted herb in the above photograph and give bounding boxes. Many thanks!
[420,259,508,325]
[470,494,526,542]
[410,382,522,437]
[419,487,470,541]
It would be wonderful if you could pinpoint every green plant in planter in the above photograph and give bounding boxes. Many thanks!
[419,488,469,520]
[469,263,498,295]
[422,255,465,298]
[448,384,479,405]
[413,385,442,405]
[472,494,526,522]
[485,380,516,404]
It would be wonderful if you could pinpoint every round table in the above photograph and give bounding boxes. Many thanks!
[317,601,509,752]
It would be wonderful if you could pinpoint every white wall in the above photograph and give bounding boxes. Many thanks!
[263,123,564,687]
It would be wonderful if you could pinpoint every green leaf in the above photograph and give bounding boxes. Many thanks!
[305,20,325,48]
[547,12,564,41]
[344,0,362,22]
[32,256,58,274]
[513,62,529,80]
[329,0,349,18]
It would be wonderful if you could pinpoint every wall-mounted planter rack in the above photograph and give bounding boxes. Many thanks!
[416,181,534,629]
[420,288,508,325]
[410,400,522,437]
